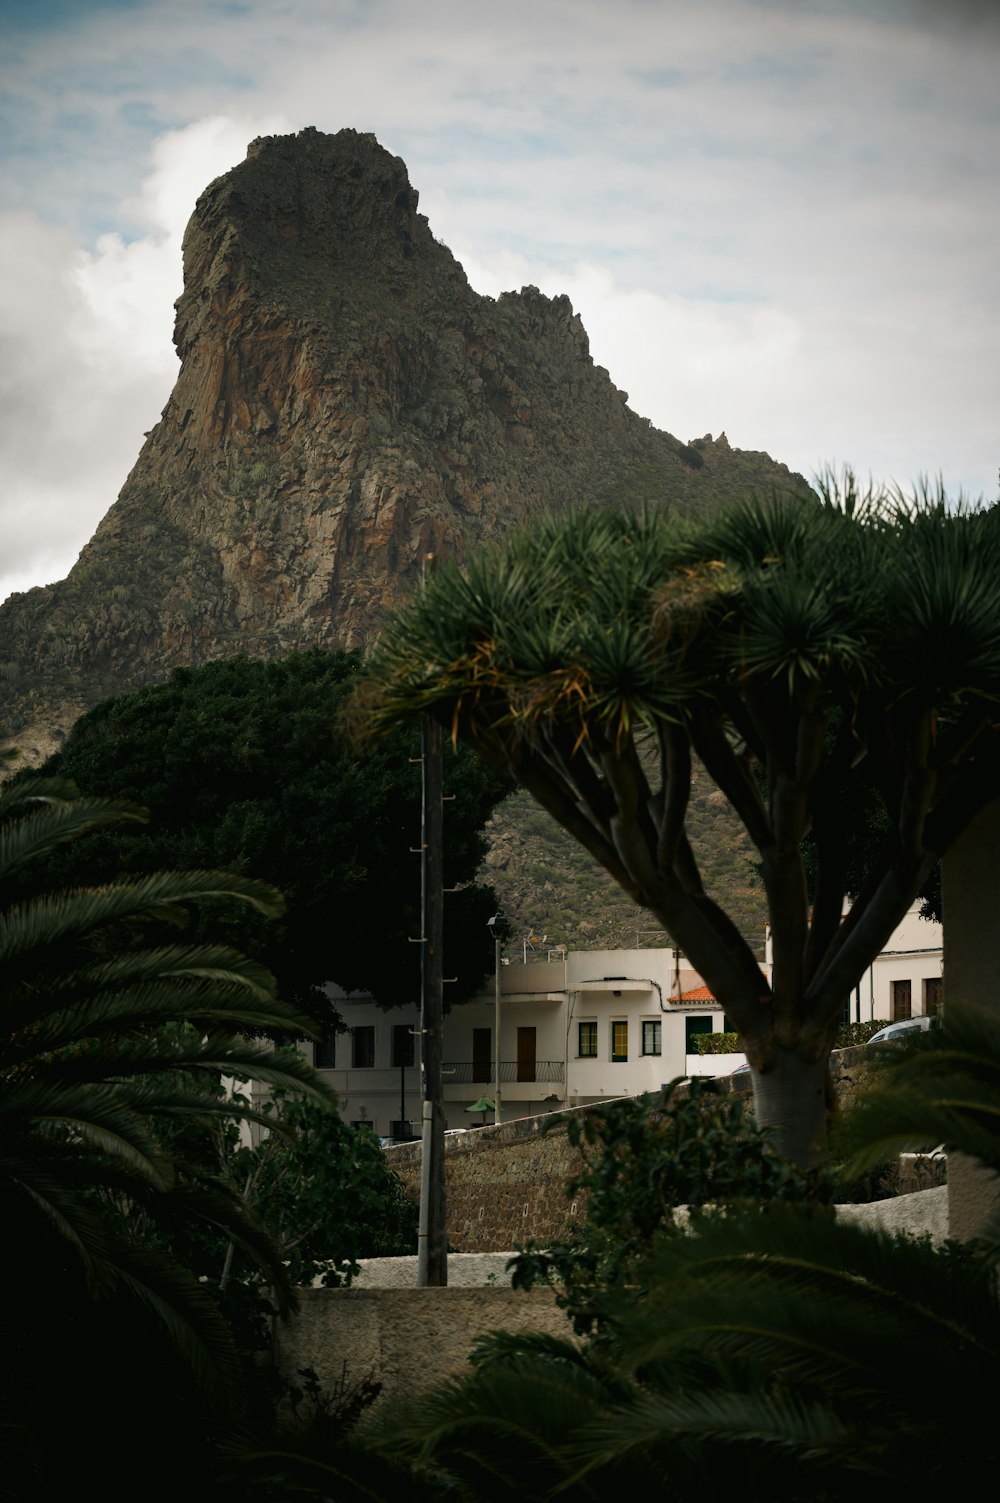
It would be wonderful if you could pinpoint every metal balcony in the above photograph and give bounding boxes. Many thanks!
[441,1059,565,1085]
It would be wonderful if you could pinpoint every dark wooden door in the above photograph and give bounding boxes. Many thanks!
[892,979,912,1021]
[472,1027,492,1083]
[517,1026,536,1083]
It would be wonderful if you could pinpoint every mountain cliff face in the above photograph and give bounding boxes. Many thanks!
[0,127,808,760]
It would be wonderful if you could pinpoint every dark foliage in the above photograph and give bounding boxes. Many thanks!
[0,773,337,1497]
[23,649,510,1020]
[374,1009,1000,1500]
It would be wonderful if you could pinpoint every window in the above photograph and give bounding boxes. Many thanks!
[392,1023,415,1068]
[892,980,912,1022]
[685,1015,712,1054]
[389,1120,413,1140]
[641,1020,661,1056]
[315,1024,337,1069]
[611,1020,628,1062]
[352,1119,374,1132]
[578,1021,598,1058]
[352,1025,375,1068]
[924,977,943,1017]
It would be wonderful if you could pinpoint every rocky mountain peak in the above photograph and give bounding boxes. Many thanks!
[0,127,808,762]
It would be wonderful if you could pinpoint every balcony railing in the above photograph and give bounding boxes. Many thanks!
[442,1059,565,1085]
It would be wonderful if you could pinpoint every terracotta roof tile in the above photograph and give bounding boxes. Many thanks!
[679,984,715,1002]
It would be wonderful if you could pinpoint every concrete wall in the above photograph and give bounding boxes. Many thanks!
[275,1285,569,1412]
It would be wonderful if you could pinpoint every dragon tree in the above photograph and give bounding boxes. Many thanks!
[362,477,1000,1162]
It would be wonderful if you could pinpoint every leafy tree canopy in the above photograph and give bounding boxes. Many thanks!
[139,1090,419,1359]
[363,475,1000,1162]
[25,650,510,1020]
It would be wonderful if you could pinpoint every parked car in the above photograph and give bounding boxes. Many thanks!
[866,1015,935,1046]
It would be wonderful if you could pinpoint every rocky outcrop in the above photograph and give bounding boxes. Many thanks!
[0,127,809,759]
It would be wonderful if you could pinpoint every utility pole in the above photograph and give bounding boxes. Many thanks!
[487,912,510,1126]
[417,553,447,1287]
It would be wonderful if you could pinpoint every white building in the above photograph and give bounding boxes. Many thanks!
[312,946,728,1136]
[850,902,943,1024]
[764,901,944,1027]
[313,902,943,1137]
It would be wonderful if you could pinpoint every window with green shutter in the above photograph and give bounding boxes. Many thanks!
[642,1020,661,1056]
[578,1021,598,1057]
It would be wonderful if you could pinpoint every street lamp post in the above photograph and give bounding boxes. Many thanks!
[487,913,510,1127]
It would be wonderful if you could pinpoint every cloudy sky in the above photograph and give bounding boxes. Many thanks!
[1,0,997,603]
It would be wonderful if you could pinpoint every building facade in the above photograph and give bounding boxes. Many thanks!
[313,946,727,1137]
[313,902,944,1138]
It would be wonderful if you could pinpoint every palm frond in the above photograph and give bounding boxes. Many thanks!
[109,1241,246,1412]
[841,1000,1000,1175]
[0,1077,174,1187]
[387,1354,619,1502]
[0,777,333,1423]
[0,869,284,963]
[0,775,84,820]
[0,795,149,880]
[3,973,314,1060]
[616,1207,1000,1428]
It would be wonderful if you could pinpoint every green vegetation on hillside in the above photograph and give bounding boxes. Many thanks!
[485,760,765,955]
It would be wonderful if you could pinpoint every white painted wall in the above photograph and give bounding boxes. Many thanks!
[766,902,943,1025]
[686,1051,747,1077]
[841,905,943,1024]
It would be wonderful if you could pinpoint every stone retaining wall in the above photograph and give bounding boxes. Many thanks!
[275,1184,948,1412]
[274,1050,949,1418]
[388,1106,588,1252]
[386,1047,944,1253]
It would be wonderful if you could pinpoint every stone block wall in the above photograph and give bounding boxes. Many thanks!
[387,1047,929,1255]
[388,1107,588,1253]
[827,1043,877,1114]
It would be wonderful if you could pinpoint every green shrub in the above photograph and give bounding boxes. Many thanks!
[695,1030,742,1054]
[835,1019,886,1048]
[698,1018,886,1057]
[510,1079,831,1336]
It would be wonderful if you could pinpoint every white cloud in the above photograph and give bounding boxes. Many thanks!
[456,247,994,501]
[76,113,292,361]
[0,112,291,603]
